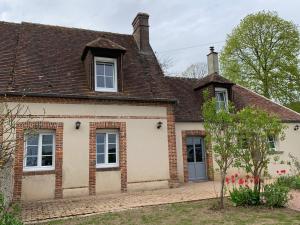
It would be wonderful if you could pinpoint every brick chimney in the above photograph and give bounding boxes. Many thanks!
[132,12,151,52]
[207,46,219,74]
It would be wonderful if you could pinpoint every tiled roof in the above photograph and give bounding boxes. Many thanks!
[194,72,234,90]
[0,21,174,102]
[165,76,300,122]
[1,20,299,122]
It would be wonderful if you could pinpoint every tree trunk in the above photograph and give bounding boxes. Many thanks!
[220,173,225,209]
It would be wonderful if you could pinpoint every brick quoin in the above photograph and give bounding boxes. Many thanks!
[167,105,179,187]
[13,122,63,201]
[89,122,127,195]
[181,130,214,183]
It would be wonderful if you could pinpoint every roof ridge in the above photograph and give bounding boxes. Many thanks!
[20,21,132,37]
[236,84,300,117]
[165,75,200,81]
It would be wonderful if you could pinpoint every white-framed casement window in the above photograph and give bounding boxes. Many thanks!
[96,130,119,168]
[94,57,117,92]
[215,87,228,111]
[268,136,277,151]
[24,132,55,171]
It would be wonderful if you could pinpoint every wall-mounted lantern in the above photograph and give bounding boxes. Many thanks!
[294,124,299,131]
[157,121,163,129]
[75,121,81,129]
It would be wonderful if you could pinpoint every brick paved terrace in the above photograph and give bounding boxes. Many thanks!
[21,182,220,224]
[21,182,300,224]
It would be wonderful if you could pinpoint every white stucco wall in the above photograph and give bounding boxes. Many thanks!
[175,122,300,182]
[10,102,170,201]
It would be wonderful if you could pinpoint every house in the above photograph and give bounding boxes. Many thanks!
[0,12,299,202]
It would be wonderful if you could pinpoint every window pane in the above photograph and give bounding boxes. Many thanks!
[42,145,53,155]
[268,136,276,149]
[96,76,105,88]
[187,137,193,145]
[42,135,53,145]
[96,144,105,154]
[105,64,114,76]
[42,156,53,166]
[187,145,194,162]
[108,134,116,143]
[96,133,105,144]
[26,146,38,156]
[96,64,104,75]
[195,147,203,162]
[26,157,37,167]
[97,154,105,164]
[108,144,116,153]
[108,154,116,163]
[194,137,201,145]
[105,76,113,88]
[27,135,39,145]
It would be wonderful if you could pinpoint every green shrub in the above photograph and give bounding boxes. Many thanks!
[276,175,300,190]
[229,186,260,206]
[262,183,290,208]
[0,194,23,225]
[291,176,300,189]
[276,175,296,187]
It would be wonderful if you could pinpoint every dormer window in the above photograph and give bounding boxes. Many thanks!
[94,57,117,92]
[215,87,228,111]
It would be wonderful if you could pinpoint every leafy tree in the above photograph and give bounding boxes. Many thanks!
[220,11,300,104]
[182,62,207,79]
[235,107,286,194]
[202,95,238,209]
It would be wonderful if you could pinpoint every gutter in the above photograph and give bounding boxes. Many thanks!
[0,91,178,104]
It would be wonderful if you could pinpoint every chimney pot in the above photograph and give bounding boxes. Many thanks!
[207,46,219,74]
[132,12,151,52]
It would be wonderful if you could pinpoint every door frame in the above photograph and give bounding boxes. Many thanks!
[181,130,214,183]
[186,136,207,181]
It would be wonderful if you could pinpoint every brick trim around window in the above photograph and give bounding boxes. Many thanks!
[181,130,214,183]
[167,105,179,187]
[89,122,127,195]
[13,121,64,201]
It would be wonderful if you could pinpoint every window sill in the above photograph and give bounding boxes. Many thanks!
[23,170,55,176]
[96,167,120,172]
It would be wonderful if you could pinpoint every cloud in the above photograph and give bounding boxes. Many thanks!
[0,0,299,73]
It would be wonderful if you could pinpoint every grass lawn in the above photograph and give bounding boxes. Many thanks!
[43,199,300,225]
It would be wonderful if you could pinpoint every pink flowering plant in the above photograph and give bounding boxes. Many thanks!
[226,173,261,206]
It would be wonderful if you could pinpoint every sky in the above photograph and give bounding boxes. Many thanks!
[0,0,299,74]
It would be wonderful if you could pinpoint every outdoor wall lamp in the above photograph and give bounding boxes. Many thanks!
[157,121,163,129]
[294,125,299,131]
[75,121,81,129]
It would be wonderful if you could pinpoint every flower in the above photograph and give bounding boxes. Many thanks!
[281,169,286,174]
[238,178,245,186]
[225,177,230,184]
[235,173,239,178]
[276,170,279,174]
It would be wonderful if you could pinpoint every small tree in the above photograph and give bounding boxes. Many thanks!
[182,62,207,79]
[202,96,238,209]
[235,107,286,193]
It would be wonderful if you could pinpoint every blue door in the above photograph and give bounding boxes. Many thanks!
[187,136,207,180]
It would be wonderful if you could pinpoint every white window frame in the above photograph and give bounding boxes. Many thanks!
[96,130,119,168]
[94,57,118,92]
[215,87,228,111]
[268,136,277,151]
[23,132,55,172]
